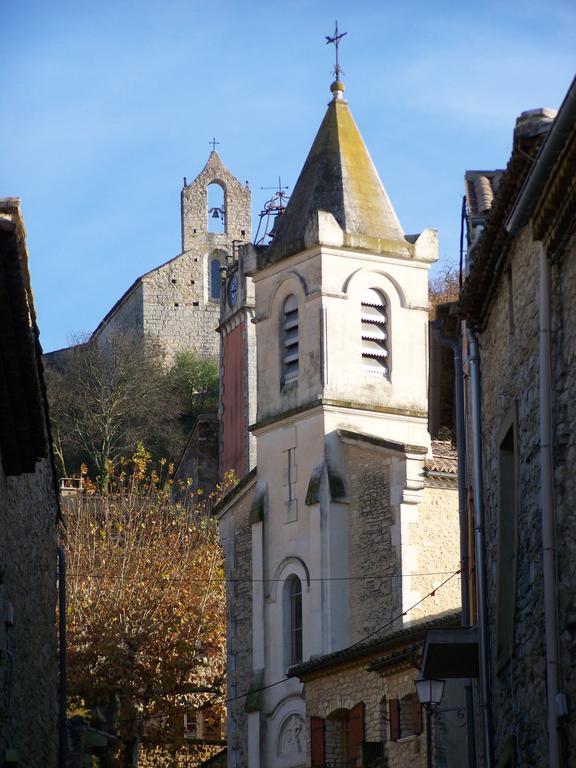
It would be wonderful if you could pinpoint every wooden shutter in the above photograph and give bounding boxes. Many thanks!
[348,702,365,764]
[310,716,325,767]
[411,694,423,735]
[389,698,400,741]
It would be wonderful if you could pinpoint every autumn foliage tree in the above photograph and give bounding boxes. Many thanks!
[62,447,229,767]
[429,263,460,316]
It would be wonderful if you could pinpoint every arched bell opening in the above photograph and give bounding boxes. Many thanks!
[207,182,226,233]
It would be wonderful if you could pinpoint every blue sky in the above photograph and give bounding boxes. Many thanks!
[2,0,574,352]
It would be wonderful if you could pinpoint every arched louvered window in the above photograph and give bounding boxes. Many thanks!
[282,295,299,384]
[361,289,389,377]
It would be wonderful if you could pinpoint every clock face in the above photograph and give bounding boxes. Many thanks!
[227,274,238,307]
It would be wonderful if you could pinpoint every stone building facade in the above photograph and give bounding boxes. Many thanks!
[0,198,60,768]
[215,78,461,768]
[291,612,466,768]
[455,76,576,767]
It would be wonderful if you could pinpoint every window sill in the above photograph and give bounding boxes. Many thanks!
[394,734,421,744]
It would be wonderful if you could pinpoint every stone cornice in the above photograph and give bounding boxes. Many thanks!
[251,398,427,435]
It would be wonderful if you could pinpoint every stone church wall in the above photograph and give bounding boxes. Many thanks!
[141,252,221,364]
[92,282,145,347]
[0,455,58,768]
[343,441,460,642]
[344,442,401,642]
[55,152,251,371]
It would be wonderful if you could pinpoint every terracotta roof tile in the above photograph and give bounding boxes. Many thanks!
[426,440,457,474]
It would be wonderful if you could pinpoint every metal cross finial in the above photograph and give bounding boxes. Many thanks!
[325,20,347,80]
[209,137,220,152]
[261,176,289,196]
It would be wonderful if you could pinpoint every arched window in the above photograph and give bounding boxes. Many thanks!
[284,575,303,666]
[282,295,299,384]
[360,289,389,377]
[207,182,225,233]
[210,258,221,300]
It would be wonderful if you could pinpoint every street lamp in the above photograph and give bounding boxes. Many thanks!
[415,678,446,768]
[415,677,446,707]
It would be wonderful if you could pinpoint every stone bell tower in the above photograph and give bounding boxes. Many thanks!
[85,151,252,366]
[181,150,251,253]
[216,76,459,768]
[169,151,252,360]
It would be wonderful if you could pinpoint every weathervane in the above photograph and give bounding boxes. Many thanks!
[261,176,289,200]
[325,20,347,80]
[254,176,290,245]
[209,137,220,152]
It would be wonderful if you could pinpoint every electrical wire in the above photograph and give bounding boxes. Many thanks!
[94,568,461,727]
[66,569,460,583]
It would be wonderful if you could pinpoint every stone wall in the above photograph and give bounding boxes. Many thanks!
[0,455,58,768]
[142,251,221,364]
[344,442,401,641]
[217,481,255,768]
[476,225,547,763]
[304,663,416,749]
[344,442,460,641]
[303,656,467,768]
[408,482,461,624]
[553,229,576,757]
[93,282,145,348]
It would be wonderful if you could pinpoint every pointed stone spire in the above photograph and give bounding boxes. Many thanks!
[265,79,405,263]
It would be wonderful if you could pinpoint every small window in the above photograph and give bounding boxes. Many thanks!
[284,575,303,666]
[361,289,388,377]
[210,258,221,300]
[282,295,299,384]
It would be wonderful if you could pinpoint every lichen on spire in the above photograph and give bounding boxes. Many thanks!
[263,83,405,263]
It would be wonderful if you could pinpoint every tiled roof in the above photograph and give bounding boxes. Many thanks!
[0,199,50,474]
[287,609,461,679]
[460,110,555,323]
[427,440,457,474]
[465,171,504,217]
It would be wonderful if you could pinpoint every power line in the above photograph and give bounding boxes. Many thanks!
[94,568,461,727]
[66,569,461,583]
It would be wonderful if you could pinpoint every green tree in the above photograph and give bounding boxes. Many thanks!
[168,352,219,434]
